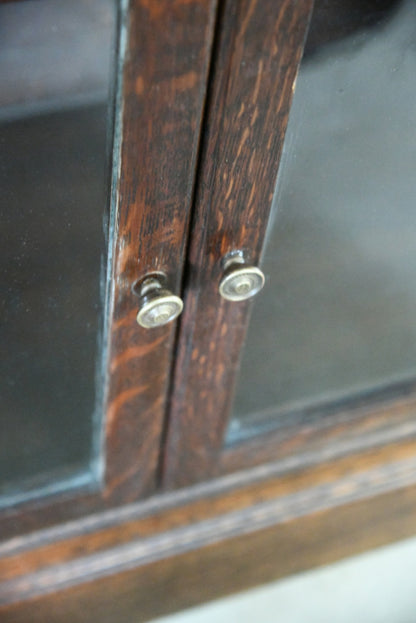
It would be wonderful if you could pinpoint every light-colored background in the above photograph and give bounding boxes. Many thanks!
[150,535,416,623]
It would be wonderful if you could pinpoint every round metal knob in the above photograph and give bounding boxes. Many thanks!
[219,260,265,302]
[135,277,183,329]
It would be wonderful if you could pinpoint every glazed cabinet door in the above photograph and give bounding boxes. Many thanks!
[0,0,217,538]
[3,3,416,621]
[164,0,416,487]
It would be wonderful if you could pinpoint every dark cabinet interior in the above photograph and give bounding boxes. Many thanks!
[1,0,416,621]
[0,0,116,503]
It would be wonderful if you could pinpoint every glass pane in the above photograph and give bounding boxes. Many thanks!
[228,0,416,442]
[0,0,117,502]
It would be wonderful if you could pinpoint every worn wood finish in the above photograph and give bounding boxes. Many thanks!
[163,0,314,488]
[0,0,218,538]
[104,0,218,502]
[2,439,416,582]
[1,437,416,620]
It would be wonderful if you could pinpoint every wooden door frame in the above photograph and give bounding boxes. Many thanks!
[163,0,316,488]
[162,0,416,490]
[0,0,218,540]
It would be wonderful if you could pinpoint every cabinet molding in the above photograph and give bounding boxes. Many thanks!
[1,440,416,621]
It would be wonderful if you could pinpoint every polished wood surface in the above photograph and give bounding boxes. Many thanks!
[163,0,314,488]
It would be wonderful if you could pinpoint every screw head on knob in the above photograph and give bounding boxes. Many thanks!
[219,261,265,302]
[135,276,183,328]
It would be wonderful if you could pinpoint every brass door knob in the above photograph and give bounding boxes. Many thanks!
[219,257,265,302]
[135,276,183,328]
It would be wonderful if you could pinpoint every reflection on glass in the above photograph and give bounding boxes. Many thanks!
[228,0,416,442]
[0,0,117,502]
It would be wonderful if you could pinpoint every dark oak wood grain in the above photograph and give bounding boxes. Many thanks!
[163,0,314,488]
[1,437,416,621]
[3,4,416,621]
[103,0,218,502]
[2,438,416,582]
[0,0,218,538]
